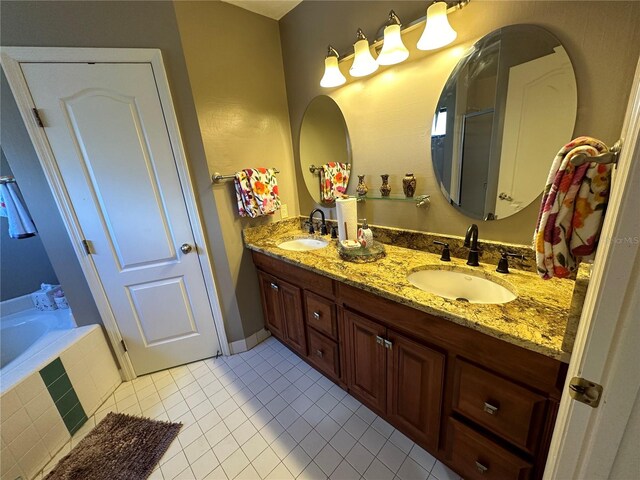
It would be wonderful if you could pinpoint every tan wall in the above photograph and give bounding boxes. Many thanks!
[280,1,640,245]
[174,1,298,341]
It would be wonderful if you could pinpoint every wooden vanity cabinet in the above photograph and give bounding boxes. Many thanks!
[343,309,445,451]
[252,252,566,480]
[343,310,387,413]
[257,270,307,356]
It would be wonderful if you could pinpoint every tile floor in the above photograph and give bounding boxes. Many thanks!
[38,337,462,480]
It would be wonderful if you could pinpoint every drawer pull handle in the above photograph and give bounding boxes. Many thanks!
[313,311,321,320]
[475,461,488,474]
[270,283,279,291]
[376,336,385,346]
[483,402,498,415]
[384,339,393,350]
[316,349,324,358]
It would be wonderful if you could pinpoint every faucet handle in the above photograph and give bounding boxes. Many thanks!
[433,241,451,261]
[496,252,526,274]
[304,221,315,234]
[319,223,329,235]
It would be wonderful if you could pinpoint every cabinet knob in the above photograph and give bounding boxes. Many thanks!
[181,243,193,254]
[475,461,488,474]
[313,311,321,320]
[483,402,499,415]
[270,283,279,291]
[316,349,324,358]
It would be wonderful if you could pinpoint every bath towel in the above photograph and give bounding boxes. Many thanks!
[234,168,281,218]
[534,136,612,279]
[0,181,37,239]
[320,162,350,204]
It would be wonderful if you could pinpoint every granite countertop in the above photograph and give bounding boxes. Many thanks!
[244,218,581,362]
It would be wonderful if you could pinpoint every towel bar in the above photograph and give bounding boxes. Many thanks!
[309,163,352,174]
[570,139,622,167]
[212,168,280,183]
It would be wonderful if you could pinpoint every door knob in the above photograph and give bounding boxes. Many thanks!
[181,243,193,254]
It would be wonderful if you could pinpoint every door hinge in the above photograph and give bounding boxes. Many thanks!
[569,376,603,408]
[121,339,128,352]
[32,108,44,127]
[81,239,94,255]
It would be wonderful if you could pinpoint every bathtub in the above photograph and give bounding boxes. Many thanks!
[1,307,75,370]
[0,296,121,479]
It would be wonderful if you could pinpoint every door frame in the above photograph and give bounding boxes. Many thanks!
[543,56,640,477]
[1,47,231,380]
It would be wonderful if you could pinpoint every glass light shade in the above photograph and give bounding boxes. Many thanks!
[417,1,457,51]
[320,56,346,88]
[349,39,379,77]
[377,24,410,65]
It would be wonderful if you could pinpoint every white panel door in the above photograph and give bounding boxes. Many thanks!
[21,63,220,375]
[496,47,577,219]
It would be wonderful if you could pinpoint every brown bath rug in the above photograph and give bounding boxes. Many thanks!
[45,412,182,480]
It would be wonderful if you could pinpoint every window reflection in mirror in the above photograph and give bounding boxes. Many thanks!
[431,24,577,221]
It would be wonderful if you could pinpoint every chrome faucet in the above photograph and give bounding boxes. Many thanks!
[307,209,328,235]
[464,224,479,266]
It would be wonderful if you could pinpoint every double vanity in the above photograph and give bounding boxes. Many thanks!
[244,218,584,480]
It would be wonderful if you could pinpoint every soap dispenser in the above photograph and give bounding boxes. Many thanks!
[357,218,373,248]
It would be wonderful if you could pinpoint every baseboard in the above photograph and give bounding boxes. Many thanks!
[229,328,271,354]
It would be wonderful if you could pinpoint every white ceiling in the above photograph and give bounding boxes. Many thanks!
[221,0,302,20]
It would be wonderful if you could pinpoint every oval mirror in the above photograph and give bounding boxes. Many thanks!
[300,95,352,204]
[431,24,577,220]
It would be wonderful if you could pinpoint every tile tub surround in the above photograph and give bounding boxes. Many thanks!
[37,336,461,480]
[244,219,581,361]
[0,326,121,480]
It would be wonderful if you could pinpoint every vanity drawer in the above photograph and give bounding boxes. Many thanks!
[446,418,532,480]
[452,360,547,453]
[307,328,340,381]
[305,291,337,340]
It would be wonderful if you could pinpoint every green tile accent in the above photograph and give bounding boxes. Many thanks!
[39,358,66,386]
[63,403,88,435]
[56,388,81,416]
[49,373,73,400]
[40,357,88,435]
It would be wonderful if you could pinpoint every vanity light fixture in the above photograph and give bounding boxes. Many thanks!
[320,45,346,88]
[349,28,379,77]
[319,1,469,87]
[376,10,410,66]
[417,1,458,51]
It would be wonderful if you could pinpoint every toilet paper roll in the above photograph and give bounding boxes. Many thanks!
[336,197,357,242]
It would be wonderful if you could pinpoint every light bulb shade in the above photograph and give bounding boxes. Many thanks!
[320,55,346,88]
[417,1,457,51]
[349,38,379,77]
[377,24,409,65]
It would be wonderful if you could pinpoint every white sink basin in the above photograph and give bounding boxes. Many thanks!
[277,237,329,252]
[407,269,516,304]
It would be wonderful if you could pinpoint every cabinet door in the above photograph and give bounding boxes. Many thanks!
[387,330,445,451]
[280,281,307,356]
[257,271,285,339]
[345,310,387,414]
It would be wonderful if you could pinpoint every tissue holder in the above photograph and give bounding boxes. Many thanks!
[31,284,62,311]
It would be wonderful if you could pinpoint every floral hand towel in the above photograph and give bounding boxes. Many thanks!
[320,162,350,204]
[534,137,612,279]
[234,168,280,218]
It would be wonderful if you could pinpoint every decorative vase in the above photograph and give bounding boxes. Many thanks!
[402,173,417,198]
[380,174,391,197]
[356,175,368,197]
